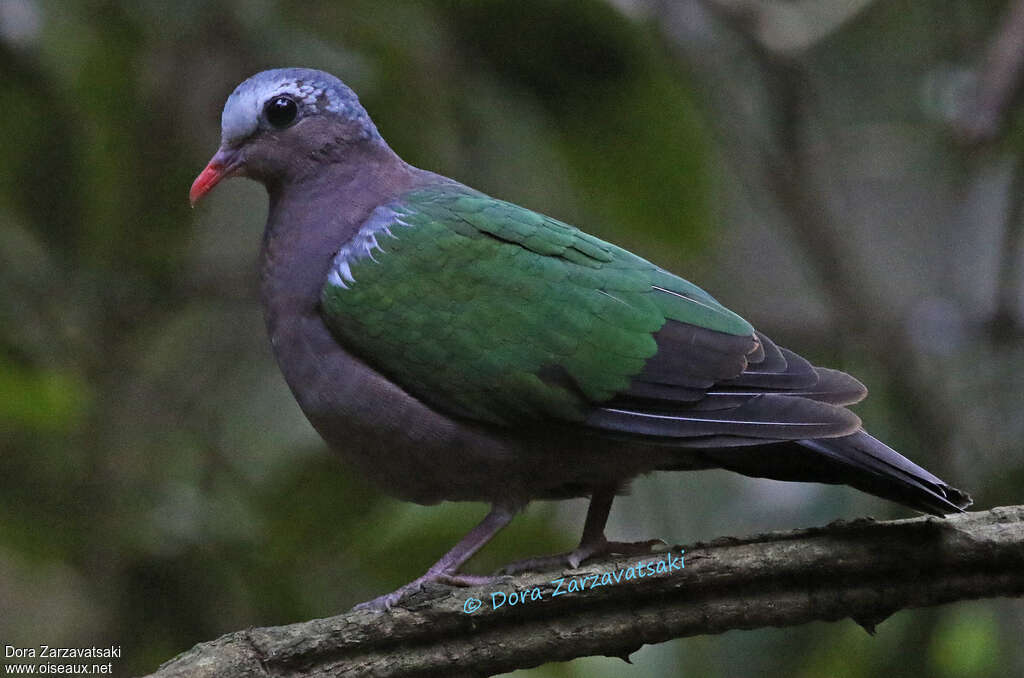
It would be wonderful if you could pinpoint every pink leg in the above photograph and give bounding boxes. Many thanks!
[355,504,517,611]
[501,485,665,574]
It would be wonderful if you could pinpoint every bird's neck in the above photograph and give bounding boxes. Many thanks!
[259,142,423,324]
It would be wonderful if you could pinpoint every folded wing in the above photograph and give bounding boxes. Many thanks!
[319,185,970,514]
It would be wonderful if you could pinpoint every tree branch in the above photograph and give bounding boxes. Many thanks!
[989,155,1024,341]
[955,0,1024,145]
[654,0,962,461]
[949,0,1024,339]
[145,505,1024,678]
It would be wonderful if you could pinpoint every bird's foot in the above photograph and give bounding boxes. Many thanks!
[438,572,494,587]
[499,537,668,575]
[354,571,497,612]
[354,504,518,611]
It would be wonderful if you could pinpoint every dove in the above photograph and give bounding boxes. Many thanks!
[191,68,971,610]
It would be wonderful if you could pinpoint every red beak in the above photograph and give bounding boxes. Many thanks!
[190,147,242,206]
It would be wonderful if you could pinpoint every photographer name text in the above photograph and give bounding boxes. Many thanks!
[462,549,684,614]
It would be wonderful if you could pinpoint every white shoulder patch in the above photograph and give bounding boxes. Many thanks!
[326,205,412,290]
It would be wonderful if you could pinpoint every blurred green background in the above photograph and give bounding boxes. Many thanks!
[1,0,1022,676]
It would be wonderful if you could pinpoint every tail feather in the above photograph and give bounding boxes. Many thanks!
[702,429,972,516]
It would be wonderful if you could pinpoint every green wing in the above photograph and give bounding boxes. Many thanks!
[320,184,763,428]
[318,186,962,514]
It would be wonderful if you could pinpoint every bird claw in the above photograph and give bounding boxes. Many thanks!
[499,537,669,575]
[354,582,423,612]
[354,571,497,611]
[438,572,495,587]
[600,538,669,558]
[354,505,518,611]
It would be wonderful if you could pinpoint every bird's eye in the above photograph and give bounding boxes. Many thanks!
[264,96,298,128]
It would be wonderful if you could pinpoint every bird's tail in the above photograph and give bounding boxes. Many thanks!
[703,429,972,516]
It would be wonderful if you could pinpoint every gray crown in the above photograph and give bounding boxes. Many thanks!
[220,67,379,145]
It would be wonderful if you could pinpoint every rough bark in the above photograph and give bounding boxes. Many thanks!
[145,505,1024,678]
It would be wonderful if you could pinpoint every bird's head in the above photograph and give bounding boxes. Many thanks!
[190,68,380,205]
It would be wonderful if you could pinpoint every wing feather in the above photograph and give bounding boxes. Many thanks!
[321,185,869,446]
[588,393,860,440]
